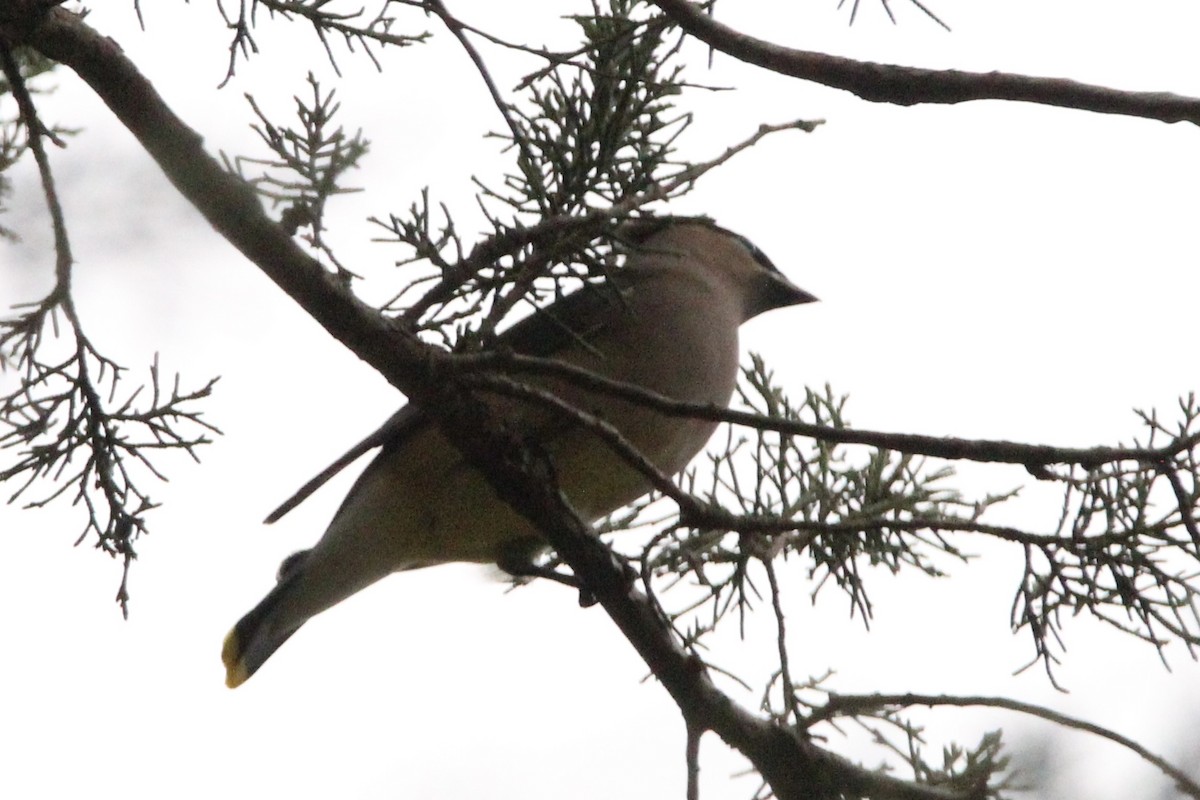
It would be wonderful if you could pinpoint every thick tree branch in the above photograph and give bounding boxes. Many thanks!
[12,6,430,396]
[5,6,976,798]
[649,0,1200,126]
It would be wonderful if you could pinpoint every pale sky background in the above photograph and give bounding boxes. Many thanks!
[3,2,1200,798]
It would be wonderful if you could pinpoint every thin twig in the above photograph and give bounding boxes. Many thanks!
[0,40,72,299]
[686,722,701,800]
[764,558,801,725]
[814,692,1200,799]
[456,350,1200,471]
[421,0,545,210]
[398,117,821,326]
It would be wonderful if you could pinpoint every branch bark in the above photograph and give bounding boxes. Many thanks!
[2,5,980,799]
[814,692,1200,799]
[459,351,1200,471]
[649,0,1200,126]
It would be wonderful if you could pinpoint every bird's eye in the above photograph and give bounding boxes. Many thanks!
[736,235,779,273]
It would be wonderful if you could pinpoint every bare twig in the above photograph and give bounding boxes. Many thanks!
[813,692,1200,799]
[217,0,429,82]
[454,350,1200,471]
[420,0,544,209]
[686,722,701,800]
[0,39,70,292]
[397,118,821,327]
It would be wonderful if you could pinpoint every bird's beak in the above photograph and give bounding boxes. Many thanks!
[763,271,818,312]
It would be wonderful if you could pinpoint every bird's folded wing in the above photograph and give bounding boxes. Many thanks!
[264,405,425,523]
[499,282,629,358]
[264,282,630,524]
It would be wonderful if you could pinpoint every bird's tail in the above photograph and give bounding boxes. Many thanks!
[221,567,307,689]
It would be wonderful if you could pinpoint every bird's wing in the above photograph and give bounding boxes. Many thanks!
[498,281,629,357]
[263,405,425,523]
[265,283,630,524]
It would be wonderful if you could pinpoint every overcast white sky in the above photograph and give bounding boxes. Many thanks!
[4,2,1200,799]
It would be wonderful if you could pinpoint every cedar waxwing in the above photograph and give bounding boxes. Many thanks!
[221,217,816,687]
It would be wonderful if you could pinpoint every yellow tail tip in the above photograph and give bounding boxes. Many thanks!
[221,629,250,689]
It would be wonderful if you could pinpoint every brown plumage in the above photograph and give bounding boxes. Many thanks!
[221,217,815,688]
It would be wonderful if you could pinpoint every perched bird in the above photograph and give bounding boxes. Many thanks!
[221,217,816,688]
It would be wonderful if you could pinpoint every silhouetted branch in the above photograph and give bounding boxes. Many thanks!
[649,0,1200,126]
[813,692,1200,799]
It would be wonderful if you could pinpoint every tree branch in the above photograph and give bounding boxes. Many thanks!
[649,0,1200,126]
[6,7,994,798]
[14,5,432,395]
[396,117,820,328]
[813,692,1200,799]
[457,350,1200,471]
